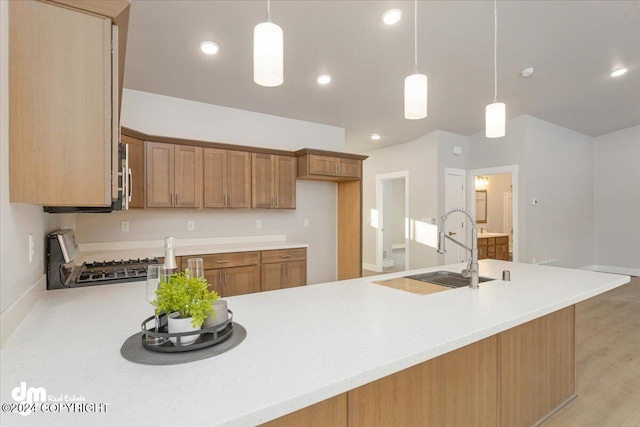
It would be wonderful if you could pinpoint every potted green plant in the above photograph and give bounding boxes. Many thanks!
[152,272,219,346]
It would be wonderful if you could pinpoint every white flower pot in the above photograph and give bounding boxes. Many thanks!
[203,300,229,331]
[167,312,200,346]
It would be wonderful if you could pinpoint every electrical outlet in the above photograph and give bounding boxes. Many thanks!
[256,220,262,229]
[304,219,309,227]
[187,221,195,231]
[28,234,34,263]
[121,221,129,232]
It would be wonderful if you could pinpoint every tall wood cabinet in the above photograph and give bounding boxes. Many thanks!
[146,142,203,208]
[251,154,297,209]
[9,0,129,206]
[203,148,251,208]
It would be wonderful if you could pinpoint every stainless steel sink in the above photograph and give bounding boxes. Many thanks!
[403,271,495,288]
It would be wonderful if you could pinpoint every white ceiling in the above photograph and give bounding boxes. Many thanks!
[124,1,640,153]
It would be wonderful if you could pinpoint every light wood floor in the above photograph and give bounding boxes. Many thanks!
[544,275,640,426]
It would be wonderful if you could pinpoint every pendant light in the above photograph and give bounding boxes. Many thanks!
[404,0,427,120]
[254,0,283,87]
[486,0,505,137]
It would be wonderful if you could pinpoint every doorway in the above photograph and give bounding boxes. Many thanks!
[468,165,519,262]
[375,171,410,273]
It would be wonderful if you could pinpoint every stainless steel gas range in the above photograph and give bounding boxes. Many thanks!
[47,229,159,290]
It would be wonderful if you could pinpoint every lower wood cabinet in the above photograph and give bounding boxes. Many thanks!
[478,236,510,261]
[205,265,260,297]
[178,247,307,297]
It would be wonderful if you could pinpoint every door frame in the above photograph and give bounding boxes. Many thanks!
[467,165,519,262]
[375,171,410,272]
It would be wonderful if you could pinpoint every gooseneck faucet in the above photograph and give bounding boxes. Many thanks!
[437,208,479,289]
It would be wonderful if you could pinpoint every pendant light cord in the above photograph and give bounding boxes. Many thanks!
[414,0,418,73]
[493,0,498,103]
[267,0,271,22]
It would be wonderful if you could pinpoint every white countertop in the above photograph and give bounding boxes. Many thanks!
[0,260,629,426]
[477,232,509,238]
[75,239,307,266]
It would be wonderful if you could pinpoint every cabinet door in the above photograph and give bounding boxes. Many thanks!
[282,261,307,289]
[146,142,174,207]
[252,153,275,208]
[203,148,227,208]
[221,266,260,297]
[309,155,338,176]
[9,0,113,206]
[122,135,144,208]
[228,150,251,208]
[338,158,361,178]
[204,269,223,296]
[261,263,283,292]
[274,155,297,209]
[478,246,488,260]
[175,145,203,208]
[496,244,510,261]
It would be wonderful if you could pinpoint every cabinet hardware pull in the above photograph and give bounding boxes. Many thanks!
[224,271,227,284]
[271,196,274,207]
[216,261,229,264]
[170,193,173,205]
[219,271,223,284]
[335,164,338,175]
[280,255,292,258]
[285,264,288,277]
[223,194,227,207]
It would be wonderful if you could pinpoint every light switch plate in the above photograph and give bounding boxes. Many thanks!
[187,221,195,231]
[304,219,309,227]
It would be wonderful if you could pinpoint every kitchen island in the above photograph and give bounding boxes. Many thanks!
[0,260,629,426]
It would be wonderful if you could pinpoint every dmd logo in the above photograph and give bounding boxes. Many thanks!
[11,382,46,416]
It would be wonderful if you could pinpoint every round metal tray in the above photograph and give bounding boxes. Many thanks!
[141,310,234,353]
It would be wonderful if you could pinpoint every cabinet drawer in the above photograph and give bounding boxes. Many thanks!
[496,236,509,245]
[487,238,496,246]
[200,252,259,269]
[477,238,488,247]
[262,248,307,264]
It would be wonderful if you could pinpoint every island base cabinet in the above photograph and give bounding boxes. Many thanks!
[499,305,576,427]
[261,394,347,427]
[348,336,499,426]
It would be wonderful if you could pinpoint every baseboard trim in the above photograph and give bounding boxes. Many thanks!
[392,244,406,250]
[532,393,578,427]
[0,275,46,348]
[581,265,639,277]
[362,263,381,273]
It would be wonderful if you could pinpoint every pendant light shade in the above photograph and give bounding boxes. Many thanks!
[254,1,283,87]
[485,0,505,138]
[404,0,427,120]
[485,102,505,138]
[404,73,428,120]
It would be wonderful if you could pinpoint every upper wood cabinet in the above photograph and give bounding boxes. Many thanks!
[9,0,129,206]
[121,135,144,209]
[251,154,297,209]
[203,148,251,208]
[146,142,203,208]
[296,150,365,182]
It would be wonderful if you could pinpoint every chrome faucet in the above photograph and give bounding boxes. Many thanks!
[437,208,479,289]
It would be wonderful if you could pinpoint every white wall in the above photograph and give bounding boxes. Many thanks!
[73,90,345,285]
[362,131,439,270]
[0,4,72,345]
[593,125,640,272]
[122,89,344,152]
[470,115,594,268]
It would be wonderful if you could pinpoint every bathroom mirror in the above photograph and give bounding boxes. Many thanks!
[475,190,487,223]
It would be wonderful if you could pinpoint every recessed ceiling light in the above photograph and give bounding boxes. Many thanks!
[371,134,381,140]
[316,74,332,85]
[383,9,402,25]
[611,67,628,77]
[200,41,219,55]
